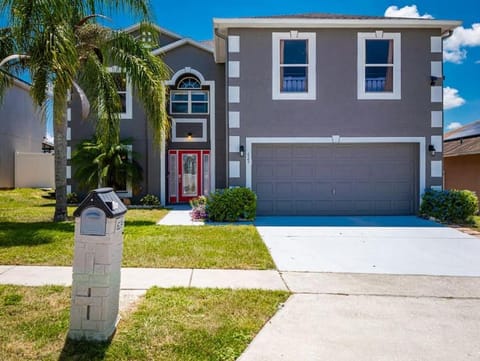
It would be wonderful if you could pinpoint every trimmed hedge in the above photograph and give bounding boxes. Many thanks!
[419,189,478,223]
[206,187,257,222]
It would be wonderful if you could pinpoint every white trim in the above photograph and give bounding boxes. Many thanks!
[245,136,426,205]
[172,118,207,142]
[431,111,443,128]
[66,166,71,179]
[431,61,442,78]
[169,90,209,115]
[67,127,71,141]
[229,161,240,178]
[430,135,443,152]
[357,32,401,100]
[67,146,71,160]
[229,136,240,153]
[229,86,240,103]
[67,108,71,122]
[228,61,240,78]
[431,160,442,178]
[207,81,216,193]
[228,35,240,53]
[272,32,316,100]
[107,66,132,119]
[430,36,442,53]
[161,74,216,200]
[12,78,31,92]
[431,86,442,103]
[151,38,214,55]
[214,18,460,32]
[160,136,166,206]
[166,67,207,86]
[122,23,184,41]
[67,185,72,194]
[229,111,240,128]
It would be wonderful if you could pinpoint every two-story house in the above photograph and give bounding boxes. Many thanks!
[68,14,460,215]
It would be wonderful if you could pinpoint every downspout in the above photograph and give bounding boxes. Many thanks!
[214,27,230,188]
[440,29,453,191]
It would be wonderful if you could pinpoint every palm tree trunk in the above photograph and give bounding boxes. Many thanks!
[53,110,68,222]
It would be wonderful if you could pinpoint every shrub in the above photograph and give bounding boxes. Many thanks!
[140,194,160,206]
[206,187,257,222]
[190,196,207,221]
[66,192,78,204]
[419,189,478,223]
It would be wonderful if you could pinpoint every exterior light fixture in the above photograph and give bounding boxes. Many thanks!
[430,76,445,86]
[239,145,245,157]
[428,144,436,156]
[187,132,192,140]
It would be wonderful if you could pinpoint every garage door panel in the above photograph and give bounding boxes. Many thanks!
[252,143,418,215]
[275,163,292,177]
[276,182,293,197]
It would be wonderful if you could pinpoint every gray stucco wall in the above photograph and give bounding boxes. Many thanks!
[226,27,444,191]
[69,42,226,201]
[0,82,44,188]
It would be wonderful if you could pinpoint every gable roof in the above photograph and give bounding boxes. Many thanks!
[151,38,213,56]
[213,13,461,63]
[121,23,184,42]
[122,23,213,55]
[444,120,480,157]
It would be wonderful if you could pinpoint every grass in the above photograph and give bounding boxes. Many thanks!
[0,285,289,360]
[0,189,275,269]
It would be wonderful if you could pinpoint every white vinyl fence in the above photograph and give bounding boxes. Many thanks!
[15,152,55,188]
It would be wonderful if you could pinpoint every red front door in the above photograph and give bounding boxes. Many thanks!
[178,150,202,203]
[168,149,210,204]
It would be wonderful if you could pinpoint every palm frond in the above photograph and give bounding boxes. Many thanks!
[104,30,171,145]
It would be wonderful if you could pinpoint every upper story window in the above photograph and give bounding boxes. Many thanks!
[170,76,209,114]
[357,32,401,100]
[108,66,132,119]
[272,31,316,100]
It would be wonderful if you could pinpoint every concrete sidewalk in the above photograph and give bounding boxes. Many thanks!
[3,265,480,360]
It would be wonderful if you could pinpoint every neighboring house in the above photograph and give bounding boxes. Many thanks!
[444,120,480,197]
[0,74,49,188]
[69,14,460,215]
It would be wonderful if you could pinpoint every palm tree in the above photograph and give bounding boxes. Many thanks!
[0,0,169,221]
[72,138,143,193]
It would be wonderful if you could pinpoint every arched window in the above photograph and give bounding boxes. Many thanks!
[177,76,201,89]
[170,75,209,114]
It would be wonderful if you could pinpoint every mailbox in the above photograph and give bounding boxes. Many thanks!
[69,188,127,341]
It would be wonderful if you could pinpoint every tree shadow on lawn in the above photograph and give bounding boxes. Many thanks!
[0,222,74,247]
[58,337,112,361]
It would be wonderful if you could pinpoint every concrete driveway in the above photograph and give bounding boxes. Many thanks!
[238,216,480,361]
[255,216,480,276]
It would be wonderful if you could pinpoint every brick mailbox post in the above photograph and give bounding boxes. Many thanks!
[68,188,127,341]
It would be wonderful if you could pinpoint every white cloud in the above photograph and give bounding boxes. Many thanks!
[446,122,462,130]
[384,5,433,19]
[476,60,480,64]
[443,87,466,110]
[444,24,480,63]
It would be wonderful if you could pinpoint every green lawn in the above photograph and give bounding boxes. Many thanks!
[0,189,275,269]
[0,285,289,361]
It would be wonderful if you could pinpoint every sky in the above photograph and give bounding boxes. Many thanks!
[102,0,479,133]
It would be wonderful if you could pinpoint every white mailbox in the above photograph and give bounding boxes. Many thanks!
[69,188,127,341]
